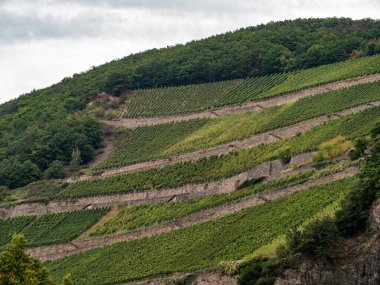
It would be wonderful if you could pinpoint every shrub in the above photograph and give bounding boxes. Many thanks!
[348,137,368,160]
[219,260,240,276]
[105,73,133,97]
[238,257,281,285]
[279,147,292,164]
[0,159,41,189]
[314,135,353,161]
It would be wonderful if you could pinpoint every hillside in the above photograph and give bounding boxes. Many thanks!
[0,18,380,285]
[1,18,380,190]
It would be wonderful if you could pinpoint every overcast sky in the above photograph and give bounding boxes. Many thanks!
[0,0,379,104]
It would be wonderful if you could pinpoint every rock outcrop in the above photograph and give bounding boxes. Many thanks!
[274,199,380,285]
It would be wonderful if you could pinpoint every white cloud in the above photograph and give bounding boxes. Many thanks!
[0,0,379,104]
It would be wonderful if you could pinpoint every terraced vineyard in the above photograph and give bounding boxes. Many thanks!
[123,54,380,118]
[125,73,289,117]
[98,118,208,169]
[1,19,380,285]
[48,177,356,285]
[0,216,35,248]
[58,107,380,199]
[97,81,380,170]
[88,161,354,236]
[0,208,109,247]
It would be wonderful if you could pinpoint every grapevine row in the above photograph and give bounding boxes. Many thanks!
[123,54,380,118]
[97,81,380,171]
[57,107,380,199]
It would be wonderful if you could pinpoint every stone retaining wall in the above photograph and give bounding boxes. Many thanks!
[27,166,359,261]
[0,153,316,219]
[69,100,380,182]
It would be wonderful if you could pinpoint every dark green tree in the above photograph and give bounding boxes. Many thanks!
[336,139,380,236]
[0,159,41,189]
[105,73,133,97]
[70,148,82,172]
[44,160,65,180]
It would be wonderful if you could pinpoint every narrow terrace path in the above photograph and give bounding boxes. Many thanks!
[1,152,317,218]
[28,167,358,261]
[68,101,380,182]
[103,74,380,128]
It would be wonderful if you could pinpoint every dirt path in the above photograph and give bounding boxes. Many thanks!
[103,74,380,129]
[67,101,380,182]
[27,167,358,261]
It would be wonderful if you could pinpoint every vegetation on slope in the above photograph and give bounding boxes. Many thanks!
[88,161,354,237]
[97,81,380,170]
[57,107,379,199]
[237,129,380,284]
[1,18,380,189]
[0,208,109,248]
[47,178,356,284]
[0,234,72,285]
[123,73,289,117]
[0,106,375,204]
[121,54,380,117]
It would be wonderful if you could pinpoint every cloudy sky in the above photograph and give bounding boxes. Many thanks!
[0,0,379,104]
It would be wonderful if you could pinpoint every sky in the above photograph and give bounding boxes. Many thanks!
[0,0,379,104]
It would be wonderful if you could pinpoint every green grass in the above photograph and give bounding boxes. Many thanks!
[0,208,109,248]
[88,160,354,237]
[48,178,356,285]
[97,80,380,170]
[58,107,380,199]
[123,54,380,118]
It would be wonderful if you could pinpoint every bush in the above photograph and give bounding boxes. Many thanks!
[105,73,133,97]
[0,185,8,202]
[279,147,292,164]
[238,257,281,285]
[348,137,368,160]
[219,260,240,276]
[314,136,353,162]
[370,122,380,138]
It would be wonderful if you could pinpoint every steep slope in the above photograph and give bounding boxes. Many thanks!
[46,178,356,284]
[1,18,380,189]
[1,18,380,285]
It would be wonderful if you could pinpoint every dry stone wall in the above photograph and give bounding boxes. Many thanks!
[0,153,316,219]
[69,100,380,182]
[27,166,359,261]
